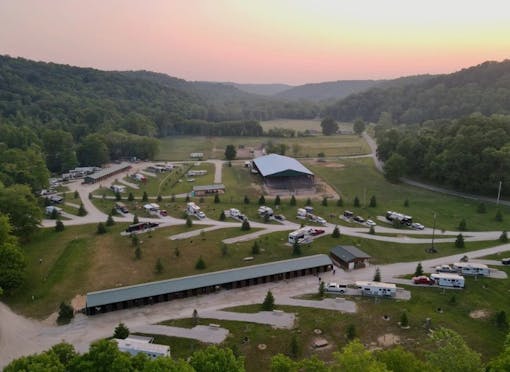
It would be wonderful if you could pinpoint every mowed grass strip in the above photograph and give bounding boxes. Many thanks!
[308,157,510,232]
[158,134,370,161]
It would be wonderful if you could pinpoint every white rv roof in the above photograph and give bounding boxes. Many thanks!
[115,338,169,354]
[453,262,488,269]
[431,273,464,279]
[355,281,396,289]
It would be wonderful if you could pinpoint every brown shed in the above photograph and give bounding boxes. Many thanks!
[330,246,371,271]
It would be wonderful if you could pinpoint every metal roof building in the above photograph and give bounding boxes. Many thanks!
[85,254,332,315]
[84,162,131,184]
[330,246,371,271]
[252,154,314,178]
[192,184,225,196]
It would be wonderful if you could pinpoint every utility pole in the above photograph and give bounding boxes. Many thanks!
[497,181,502,205]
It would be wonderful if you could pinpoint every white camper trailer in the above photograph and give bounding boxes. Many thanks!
[186,202,206,219]
[453,262,490,276]
[111,184,126,194]
[430,273,465,288]
[258,206,274,217]
[288,227,313,244]
[297,208,307,219]
[356,281,397,297]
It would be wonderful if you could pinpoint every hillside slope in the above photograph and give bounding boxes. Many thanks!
[275,80,381,102]
[325,60,510,123]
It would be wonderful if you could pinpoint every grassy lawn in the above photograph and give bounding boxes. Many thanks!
[158,135,370,161]
[307,158,510,232]
[6,224,268,318]
[479,251,510,260]
[153,269,510,370]
[260,119,354,133]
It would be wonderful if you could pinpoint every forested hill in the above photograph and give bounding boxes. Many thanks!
[222,82,292,96]
[275,80,381,102]
[325,60,510,123]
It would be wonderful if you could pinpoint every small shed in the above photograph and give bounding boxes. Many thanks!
[330,246,371,270]
[193,184,225,196]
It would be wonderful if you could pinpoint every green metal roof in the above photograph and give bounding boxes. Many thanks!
[86,254,332,308]
[253,154,313,177]
[330,246,371,262]
[85,162,131,181]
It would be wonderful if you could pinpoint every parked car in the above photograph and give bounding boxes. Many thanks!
[274,214,286,221]
[412,276,434,285]
[343,210,354,219]
[502,258,510,265]
[365,219,376,227]
[353,215,365,223]
[435,265,457,273]
[316,217,327,225]
[159,210,168,217]
[310,229,325,236]
[411,222,425,230]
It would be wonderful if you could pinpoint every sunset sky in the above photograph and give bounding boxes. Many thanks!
[1,0,509,84]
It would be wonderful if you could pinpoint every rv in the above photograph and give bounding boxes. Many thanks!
[133,173,147,182]
[430,273,465,288]
[187,202,206,219]
[187,170,208,177]
[453,262,490,276]
[288,227,313,244]
[385,210,413,226]
[143,203,160,215]
[258,206,274,217]
[125,222,159,234]
[297,208,307,219]
[111,185,126,194]
[115,202,129,214]
[356,281,397,297]
[45,206,62,216]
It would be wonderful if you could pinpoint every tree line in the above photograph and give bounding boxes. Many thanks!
[4,328,510,371]
[377,114,510,196]
[325,60,510,123]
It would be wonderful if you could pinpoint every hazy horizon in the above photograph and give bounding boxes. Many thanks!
[1,0,509,85]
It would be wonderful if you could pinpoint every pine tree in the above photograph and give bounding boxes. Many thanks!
[135,245,142,259]
[292,241,302,256]
[185,195,190,202]
[414,262,424,276]
[290,334,299,358]
[214,194,220,203]
[157,194,162,202]
[322,197,328,206]
[354,196,360,207]
[369,225,375,235]
[131,234,139,247]
[274,195,281,206]
[400,311,409,328]
[74,190,79,199]
[113,323,130,339]
[261,290,275,311]
[477,202,486,213]
[455,233,465,248]
[369,195,377,207]
[258,195,266,205]
[78,203,87,216]
[332,225,340,238]
[192,309,199,326]
[186,216,193,227]
[306,197,312,206]
[221,243,228,257]
[373,267,381,282]
[111,207,118,216]
[106,214,115,226]
[171,194,176,202]
[133,214,139,224]
[55,220,65,232]
[195,256,206,270]
[174,246,180,257]
[128,192,134,201]
[50,208,59,219]
[346,324,357,340]
[57,302,74,325]
[97,222,106,234]
[458,218,467,231]
[142,191,148,202]
[244,195,250,204]
[319,281,325,298]
[496,209,503,222]
[290,195,296,206]
[219,211,226,221]
[155,258,164,274]
[404,199,409,207]
[500,231,508,243]
[251,241,260,255]
[241,219,251,231]
[115,191,121,201]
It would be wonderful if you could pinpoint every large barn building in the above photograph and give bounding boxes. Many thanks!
[85,254,332,315]
[252,154,315,190]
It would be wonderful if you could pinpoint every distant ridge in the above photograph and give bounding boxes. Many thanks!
[275,80,381,102]
[224,82,293,96]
